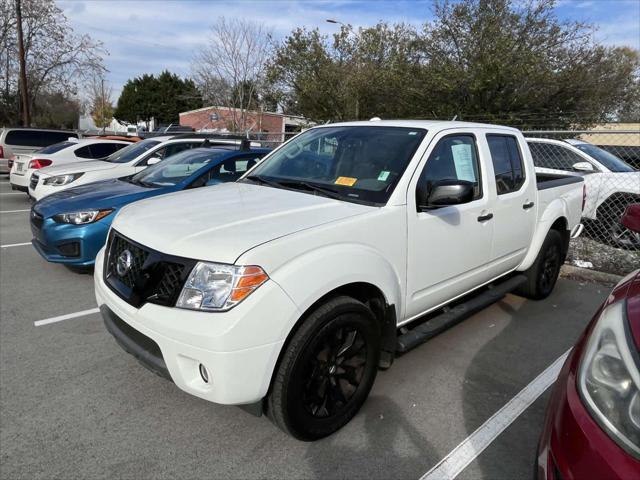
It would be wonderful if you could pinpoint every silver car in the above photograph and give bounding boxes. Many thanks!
[0,128,79,175]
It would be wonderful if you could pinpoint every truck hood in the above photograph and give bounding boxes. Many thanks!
[33,178,169,217]
[39,159,121,176]
[112,182,374,264]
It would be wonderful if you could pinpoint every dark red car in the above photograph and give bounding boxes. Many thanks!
[537,204,640,479]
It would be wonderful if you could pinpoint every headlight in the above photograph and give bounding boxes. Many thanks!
[43,172,84,186]
[176,262,268,311]
[578,300,640,458]
[53,209,114,225]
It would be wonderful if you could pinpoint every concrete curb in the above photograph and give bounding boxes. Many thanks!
[560,264,623,287]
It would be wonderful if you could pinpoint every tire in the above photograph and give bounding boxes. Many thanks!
[267,296,381,440]
[515,229,564,300]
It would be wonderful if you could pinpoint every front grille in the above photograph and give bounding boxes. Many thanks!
[30,173,39,190]
[104,231,196,308]
[30,209,43,230]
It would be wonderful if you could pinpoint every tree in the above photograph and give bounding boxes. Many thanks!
[1,0,106,126]
[416,0,639,128]
[89,76,114,130]
[267,0,640,128]
[267,23,424,121]
[192,17,272,131]
[114,71,201,126]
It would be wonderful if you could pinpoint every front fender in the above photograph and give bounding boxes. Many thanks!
[518,198,569,272]
[269,242,403,324]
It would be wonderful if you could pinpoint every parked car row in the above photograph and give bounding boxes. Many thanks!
[10,121,639,477]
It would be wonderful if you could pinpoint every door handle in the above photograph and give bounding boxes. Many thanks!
[523,202,535,210]
[477,213,493,222]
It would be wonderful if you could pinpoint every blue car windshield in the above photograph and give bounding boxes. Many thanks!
[37,141,76,154]
[103,139,160,163]
[573,144,635,172]
[131,149,229,186]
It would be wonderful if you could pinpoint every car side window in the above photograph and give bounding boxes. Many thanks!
[89,142,123,158]
[487,135,525,195]
[528,142,586,172]
[208,155,263,184]
[74,145,94,158]
[416,135,482,202]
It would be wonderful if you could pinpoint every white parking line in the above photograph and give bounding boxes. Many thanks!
[34,307,100,327]
[0,192,25,195]
[1,242,31,248]
[0,209,30,213]
[421,349,570,480]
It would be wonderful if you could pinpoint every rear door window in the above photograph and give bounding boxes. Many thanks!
[487,135,525,195]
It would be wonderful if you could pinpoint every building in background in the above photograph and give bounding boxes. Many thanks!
[178,106,310,142]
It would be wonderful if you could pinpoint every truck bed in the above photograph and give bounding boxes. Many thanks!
[536,172,583,190]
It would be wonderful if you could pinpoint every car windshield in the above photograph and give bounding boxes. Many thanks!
[244,126,427,205]
[36,141,76,154]
[573,144,635,173]
[102,139,160,163]
[130,149,229,187]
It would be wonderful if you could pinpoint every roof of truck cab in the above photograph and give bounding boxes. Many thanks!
[319,120,521,132]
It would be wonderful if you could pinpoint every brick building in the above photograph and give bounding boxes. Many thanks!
[179,106,309,142]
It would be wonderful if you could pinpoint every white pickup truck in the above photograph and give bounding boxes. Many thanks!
[95,120,584,440]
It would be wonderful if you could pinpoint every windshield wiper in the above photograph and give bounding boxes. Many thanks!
[278,180,345,201]
[245,175,283,189]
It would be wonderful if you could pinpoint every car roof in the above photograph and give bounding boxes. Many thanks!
[177,146,271,155]
[321,119,521,133]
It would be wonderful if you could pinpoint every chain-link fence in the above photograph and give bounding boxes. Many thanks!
[523,130,640,275]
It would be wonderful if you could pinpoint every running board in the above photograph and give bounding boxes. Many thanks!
[396,274,527,354]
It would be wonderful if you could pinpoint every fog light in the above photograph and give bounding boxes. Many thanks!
[199,363,209,383]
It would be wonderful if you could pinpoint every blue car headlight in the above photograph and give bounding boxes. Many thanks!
[53,209,114,225]
[43,173,84,186]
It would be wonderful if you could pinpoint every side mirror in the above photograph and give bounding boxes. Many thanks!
[147,156,161,166]
[418,180,475,210]
[621,204,640,233]
[572,161,594,172]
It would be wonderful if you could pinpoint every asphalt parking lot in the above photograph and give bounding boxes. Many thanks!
[0,175,612,480]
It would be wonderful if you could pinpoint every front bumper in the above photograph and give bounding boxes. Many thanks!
[31,212,111,266]
[94,248,301,405]
[537,345,640,479]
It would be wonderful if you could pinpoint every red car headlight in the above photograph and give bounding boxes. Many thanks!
[578,300,640,458]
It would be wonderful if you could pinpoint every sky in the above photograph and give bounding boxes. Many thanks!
[57,0,640,100]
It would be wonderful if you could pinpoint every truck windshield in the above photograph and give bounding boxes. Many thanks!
[244,126,427,205]
[102,139,161,164]
[573,144,635,172]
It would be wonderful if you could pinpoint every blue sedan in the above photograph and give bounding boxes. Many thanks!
[30,146,270,268]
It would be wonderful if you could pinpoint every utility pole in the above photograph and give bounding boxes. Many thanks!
[101,78,105,132]
[15,0,30,126]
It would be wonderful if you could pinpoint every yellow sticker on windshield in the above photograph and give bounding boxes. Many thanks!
[335,176,357,187]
